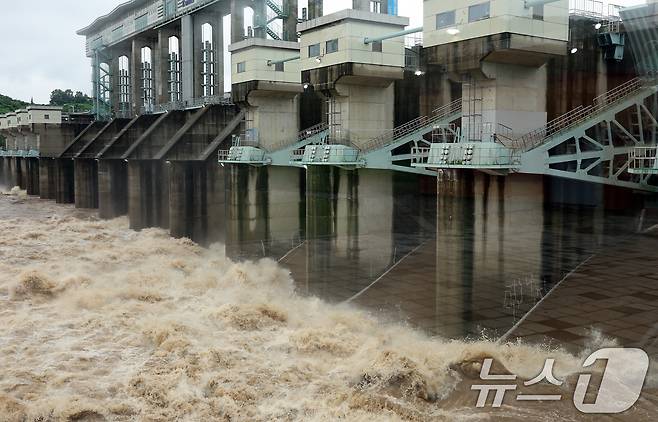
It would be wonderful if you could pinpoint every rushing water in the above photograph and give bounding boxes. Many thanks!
[0,190,655,421]
[0,170,656,421]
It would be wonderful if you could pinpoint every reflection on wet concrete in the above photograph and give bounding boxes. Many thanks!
[219,166,647,340]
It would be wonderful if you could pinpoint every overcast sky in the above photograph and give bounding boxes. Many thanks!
[0,0,646,104]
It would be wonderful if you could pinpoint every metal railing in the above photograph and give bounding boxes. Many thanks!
[512,78,647,151]
[629,146,658,173]
[569,0,622,20]
[298,122,329,142]
[360,99,462,153]
[267,123,329,153]
[152,94,233,114]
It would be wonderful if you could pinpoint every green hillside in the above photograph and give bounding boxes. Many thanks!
[0,94,28,114]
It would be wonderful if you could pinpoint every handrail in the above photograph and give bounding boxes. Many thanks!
[360,99,462,153]
[512,78,647,151]
[267,122,329,153]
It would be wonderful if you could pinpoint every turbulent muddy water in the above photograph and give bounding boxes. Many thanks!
[0,191,656,421]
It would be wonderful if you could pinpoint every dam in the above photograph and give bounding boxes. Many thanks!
[1,0,657,352]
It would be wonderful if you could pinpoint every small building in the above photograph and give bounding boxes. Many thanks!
[229,38,303,152]
[27,106,63,125]
[423,0,569,48]
[6,112,17,128]
[298,9,409,150]
[299,8,408,73]
[0,114,7,131]
[230,38,301,87]
[16,109,29,127]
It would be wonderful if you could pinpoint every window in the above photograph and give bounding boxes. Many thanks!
[326,39,338,54]
[436,11,456,29]
[372,40,383,53]
[533,4,544,20]
[308,43,320,58]
[44,114,50,120]
[275,62,284,72]
[469,2,490,23]
[237,62,246,73]
[370,0,381,13]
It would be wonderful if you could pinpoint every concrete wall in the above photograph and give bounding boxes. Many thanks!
[423,0,569,47]
[464,62,548,140]
[334,81,395,144]
[246,92,300,150]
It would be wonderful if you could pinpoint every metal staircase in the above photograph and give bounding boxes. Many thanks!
[413,78,658,191]
[514,77,658,191]
[510,78,650,152]
[254,0,287,40]
[361,99,463,174]
[361,99,463,153]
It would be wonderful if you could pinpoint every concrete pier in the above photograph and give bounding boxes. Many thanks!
[55,159,75,204]
[74,159,99,209]
[24,158,40,196]
[169,160,226,244]
[98,160,129,219]
[38,159,58,200]
[128,160,170,230]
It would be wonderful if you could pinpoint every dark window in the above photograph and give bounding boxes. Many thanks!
[237,62,246,73]
[326,39,338,54]
[372,40,383,52]
[44,114,50,120]
[437,11,456,29]
[469,2,490,23]
[533,4,544,20]
[275,62,284,72]
[308,43,320,58]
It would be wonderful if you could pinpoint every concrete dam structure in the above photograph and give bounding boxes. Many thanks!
[1,0,658,246]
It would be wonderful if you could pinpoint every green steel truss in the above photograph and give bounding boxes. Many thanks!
[92,48,112,121]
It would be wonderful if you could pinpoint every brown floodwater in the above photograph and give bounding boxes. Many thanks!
[0,189,655,421]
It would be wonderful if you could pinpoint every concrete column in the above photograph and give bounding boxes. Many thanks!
[131,38,157,115]
[194,12,224,97]
[231,0,245,43]
[110,53,122,116]
[131,39,142,115]
[352,0,370,11]
[169,161,193,239]
[55,159,75,204]
[74,159,99,209]
[283,0,299,42]
[19,158,28,190]
[99,160,129,219]
[128,160,170,230]
[307,0,323,19]
[25,158,39,196]
[168,160,226,245]
[157,28,180,105]
[0,158,6,188]
[181,14,195,101]
[252,0,267,39]
[39,158,57,200]
[352,0,388,13]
